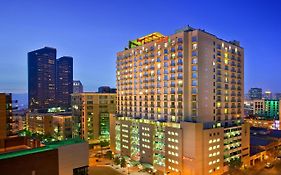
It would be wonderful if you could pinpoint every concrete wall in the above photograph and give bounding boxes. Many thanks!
[58,142,89,175]
[0,149,59,175]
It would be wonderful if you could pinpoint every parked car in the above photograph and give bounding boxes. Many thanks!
[265,162,273,168]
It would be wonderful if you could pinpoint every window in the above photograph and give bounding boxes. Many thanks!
[192,66,197,71]
[192,51,198,57]
[73,166,88,175]
[192,80,197,86]
[192,88,197,94]
[192,43,197,50]
[178,38,183,43]
[192,58,198,64]
[192,72,197,78]
[192,36,197,42]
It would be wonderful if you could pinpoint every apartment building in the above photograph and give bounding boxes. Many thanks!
[248,99,280,119]
[71,93,116,143]
[0,93,15,140]
[26,112,73,140]
[112,26,250,175]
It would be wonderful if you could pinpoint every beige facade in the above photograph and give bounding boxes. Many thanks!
[27,113,54,136]
[26,112,73,140]
[71,93,116,143]
[53,115,73,140]
[114,27,249,175]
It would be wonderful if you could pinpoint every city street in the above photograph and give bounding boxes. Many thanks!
[226,159,281,175]
[89,165,122,175]
[88,147,150,175]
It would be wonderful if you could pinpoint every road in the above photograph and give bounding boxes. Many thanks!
[246,160,281,175]
[89,165,123,175]
[226,159,281,175]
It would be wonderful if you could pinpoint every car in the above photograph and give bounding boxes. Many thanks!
[265,162,273,168]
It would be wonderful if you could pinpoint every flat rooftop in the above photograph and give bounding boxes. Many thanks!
[0,138,85,160]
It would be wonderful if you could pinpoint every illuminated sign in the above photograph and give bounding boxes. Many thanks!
[129,32,167,48]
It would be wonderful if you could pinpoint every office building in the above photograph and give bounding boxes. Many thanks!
[56,56,73,109]
[0,137,88,175]
[0,93,14,140]
[252,99,280,119]
[28,47,57,110]
[275,93,281,100]
[264,91,273,100]
[248,88,262,100]
[73,80,83,93]
[28,47,74,111]
[26,112,73,140]
[112,27,249,174]
[71,93,116,144]
[98,86,117,93]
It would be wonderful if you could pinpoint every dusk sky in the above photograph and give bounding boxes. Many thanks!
[0,0,281,93]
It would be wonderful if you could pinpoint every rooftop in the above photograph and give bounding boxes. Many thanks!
[250,135,275,147]
[0,138,85,160]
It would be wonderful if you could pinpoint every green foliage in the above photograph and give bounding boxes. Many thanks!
[100,140,110,147]
[229,158,242,169]
[106,150,113,159]
[120,157,126,168]
[114,156,121,165]
[18,129,57,143]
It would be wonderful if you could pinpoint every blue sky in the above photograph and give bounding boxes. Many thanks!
[0,0,281,93]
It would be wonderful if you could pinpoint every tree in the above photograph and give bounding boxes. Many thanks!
[100,140,110,147]
[120,157,126,168]
[106,150,113,159]
[228,158,242,173]
[114,156,121,165]
[100,140,110,155]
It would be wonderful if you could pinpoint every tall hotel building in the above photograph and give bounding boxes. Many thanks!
[113,27,250,175]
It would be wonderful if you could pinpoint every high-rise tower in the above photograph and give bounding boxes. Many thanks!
[28,47,73,111]
[28,47,57,111]
[112,27,250,175]
[56,56,73,109]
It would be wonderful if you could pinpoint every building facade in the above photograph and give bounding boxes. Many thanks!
[251,99,280,119]
[248,88,262,100]
[113,27,249,174]
[0,93,14,140]
[264,91,273,100]
[28,47,74,111]
[71,93,116,143]
[28,47,57,110]
[0,137,88,175]
[56,56,73,109]
[73,80,83,93]
[27,112,73,140]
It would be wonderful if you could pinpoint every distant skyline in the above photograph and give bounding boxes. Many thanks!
[0,0,281,93]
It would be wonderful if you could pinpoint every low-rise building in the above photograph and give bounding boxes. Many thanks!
[26,112,73,140]
[0,136,88,175]
[249,127,281,166]
[0,93,15,140]
[71,92,116,144]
